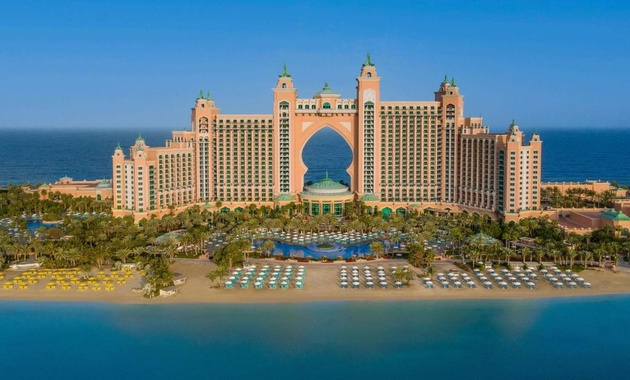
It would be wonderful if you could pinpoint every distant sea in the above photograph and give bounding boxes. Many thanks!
[1,296,630,379]
[0,127,628,187]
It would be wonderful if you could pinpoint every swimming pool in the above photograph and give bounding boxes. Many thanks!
[26,221,59,233]
[255,240,384,259]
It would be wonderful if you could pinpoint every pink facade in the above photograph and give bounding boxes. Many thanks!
[112,56,542,221]
[39,177,112,201]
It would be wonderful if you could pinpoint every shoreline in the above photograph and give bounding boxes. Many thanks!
[2,260,630,305]
[1,289,629,306]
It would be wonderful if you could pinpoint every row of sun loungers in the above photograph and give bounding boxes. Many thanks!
[421,265,591,290]
[471,268,537,289]
[1,268,134,291]
[257,230,385,245]
[338,265,405,289]
[540,267,591,289]
[224,265,305,289]
[425,271,479,289]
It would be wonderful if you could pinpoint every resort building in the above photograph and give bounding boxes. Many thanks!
[112,56,542,221]
[552,208,630,236]
[38,177,113,201]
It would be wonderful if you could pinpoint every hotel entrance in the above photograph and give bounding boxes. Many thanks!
[300,176,354,216]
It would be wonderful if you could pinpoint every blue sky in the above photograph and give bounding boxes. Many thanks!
[0,0,628,130]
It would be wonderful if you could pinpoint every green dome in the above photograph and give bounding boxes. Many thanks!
[275,193,294,202]
[601,209,630,221]
[360,194,379,202]
[303,175,351,196]
[307,177,348,191]
[314,82,339,96]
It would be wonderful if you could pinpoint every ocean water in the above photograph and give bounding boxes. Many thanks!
[1,127,628,187]
[1,296,630,379]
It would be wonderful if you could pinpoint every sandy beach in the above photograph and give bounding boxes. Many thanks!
[2,259,630,304]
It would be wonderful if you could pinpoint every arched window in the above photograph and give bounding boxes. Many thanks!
[282,83,287,89]
[344,105,349,109]
[311,105,316,110]
[337,104,342,109]
[298,105,303,110]
[323,102,331,109]
[367,72,372,78]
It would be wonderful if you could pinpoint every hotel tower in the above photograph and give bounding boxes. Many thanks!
[112,55,542,221]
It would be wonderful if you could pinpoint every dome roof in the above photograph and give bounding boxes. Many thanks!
[306,177,348,190]
[601,209,630,221]
[360,194,379,202]
[314,82,339,96]
[95,180,112,189]
[303,175,351,196]
[275,193,294,202]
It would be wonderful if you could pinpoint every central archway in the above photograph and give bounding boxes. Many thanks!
[301,127,352,188]
[291,120,357,194]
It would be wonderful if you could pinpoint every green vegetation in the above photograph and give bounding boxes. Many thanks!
[542,186,618,208]
[2,185,630,295]
[0,186,211,295]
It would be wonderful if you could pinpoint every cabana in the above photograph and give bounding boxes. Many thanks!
[173,273,187,286]
[159,286,179,297]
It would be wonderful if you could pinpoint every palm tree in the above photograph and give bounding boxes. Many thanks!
[261,240,276,257]
[180,232,195,256]
[65,247,81,267]
[580,249,592,268]
[207,264,229,288]
[393,268,413,285]
[369,241,385,259]
[116,248,133,264]
[163,245,177,263]
[593,246,606,269]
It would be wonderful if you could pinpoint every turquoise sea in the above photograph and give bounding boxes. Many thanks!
[2,296,630,379]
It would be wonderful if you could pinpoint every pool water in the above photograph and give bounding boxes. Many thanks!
[256,240,381,259]
[26,221,59,233]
